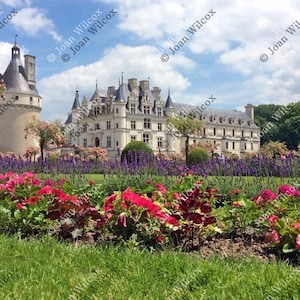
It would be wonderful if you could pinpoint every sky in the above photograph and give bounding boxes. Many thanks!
[0,0,300,122]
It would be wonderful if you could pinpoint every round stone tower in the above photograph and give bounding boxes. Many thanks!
[0,42,42,155]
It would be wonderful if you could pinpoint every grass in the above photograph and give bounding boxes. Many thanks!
[0,234,299,300]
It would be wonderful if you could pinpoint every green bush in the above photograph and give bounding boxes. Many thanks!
[121,141,153,162]
[186,147,210,166]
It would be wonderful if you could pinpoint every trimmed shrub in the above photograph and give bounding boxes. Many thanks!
[187,147,210,167]
[121,141,154,163]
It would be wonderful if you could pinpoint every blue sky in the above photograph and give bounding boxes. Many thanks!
[0,0,300,122]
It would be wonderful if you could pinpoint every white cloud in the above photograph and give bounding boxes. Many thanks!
[0,0,32,7]
[39,44,195,121]
[11,7,62,42]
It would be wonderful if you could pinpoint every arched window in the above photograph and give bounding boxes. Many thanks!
[95,137,100,147]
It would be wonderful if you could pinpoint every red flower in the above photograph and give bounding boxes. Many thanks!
[188,169,194,175]
[88,180,95,185]
[268,214,278,226]
[157,236,163,243]
[104,194,117,212]
[16,202,24,210]
[38,185,53,195]
[232,201,241,207]
[173,192,181,200]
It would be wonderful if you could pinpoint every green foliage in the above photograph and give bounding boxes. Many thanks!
[167,115,203,138]
[121,141,153,162]
[255,102,300,149]
[186,147,210,166]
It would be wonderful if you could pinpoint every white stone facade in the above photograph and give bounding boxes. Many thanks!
[65,78,260,158]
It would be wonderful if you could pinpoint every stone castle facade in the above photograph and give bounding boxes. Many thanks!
[0,43,42,155]
[65,78,260,158]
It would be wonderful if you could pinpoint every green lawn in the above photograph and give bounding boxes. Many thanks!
[0,235,299,300]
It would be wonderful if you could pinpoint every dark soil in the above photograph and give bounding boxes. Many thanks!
[198,233,278,262]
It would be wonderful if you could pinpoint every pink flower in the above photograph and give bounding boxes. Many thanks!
[155,183,167,195]
[278,185,297,196]
[268,214,278,226]
[296,235,300,250]
[44,179,53,186]
[116,212,127,227]
[260,189,277,201]
[294,223,300,230]
[173,192,181,200]
[266,230,280,244]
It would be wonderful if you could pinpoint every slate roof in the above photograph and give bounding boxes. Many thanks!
[2,44,39,96]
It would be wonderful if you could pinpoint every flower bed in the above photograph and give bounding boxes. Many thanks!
[0,171,299,260]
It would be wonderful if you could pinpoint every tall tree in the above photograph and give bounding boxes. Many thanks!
[24,117,66,160]
[167,115,203,162]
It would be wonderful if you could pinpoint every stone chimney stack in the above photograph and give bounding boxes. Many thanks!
[139,80,149,92]
[24,55,36,90]
[245,103,254,120]
[128,78,138,95]
[151,87,161,101]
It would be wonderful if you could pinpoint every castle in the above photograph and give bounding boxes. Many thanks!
[65,78,260,158]
[0,43,42,155]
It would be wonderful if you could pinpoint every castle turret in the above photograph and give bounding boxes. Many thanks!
[0,42,42,155]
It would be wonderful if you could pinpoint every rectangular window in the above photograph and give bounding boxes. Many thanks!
[143,133,149,144]
[107,136,111,147]
[116,108,119,114]
[131,120,136,130]
[144,118,151,129]
[143,106,150,114]
[157,136,163,148]
[158,123,162,131]
[223,129,226,136]
[251,131,253,138]
[116,141,119,147]
[232,142,235,150]
[116,123,119,129]
[106,121,111,130]
[226,142,228,149]
[213,128,216,135]
[232,130,235,137]
[157,107,162,116]
[130,104,136,114]
[83,138,87,147]
[131,136,136,141]
[95,123,100,130]
[242,130,244,138]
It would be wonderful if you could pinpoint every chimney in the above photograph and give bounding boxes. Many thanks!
[24,55,36,89]
[139,80,149,92]
[245,103,254,120]
[128,78,137,94]
[151,87,161,101]
[108,86,115,97]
